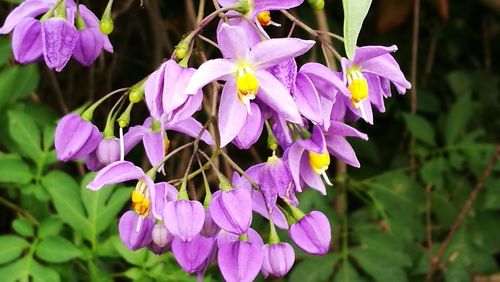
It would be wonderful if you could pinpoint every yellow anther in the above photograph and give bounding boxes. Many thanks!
[308,151,330,175]
[163,135,170,154]
[347,67,369,108]
[131,190,144,204]
[256,11,271,27]
[236,65,259,104]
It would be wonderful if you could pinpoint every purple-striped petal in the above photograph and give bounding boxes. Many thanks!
[217,23,249,60]
[118,211,154,251]
[250,38,314,70]
[87,161,145,191]
[233,103,263,149]
[41,17,78,72]
[164,200,205,242]
[218,240,264,282]
[12,17,43,64]
[185,59,236,95]
[218,81,248,147]
[0,0,51,34]
[209,189,253,235]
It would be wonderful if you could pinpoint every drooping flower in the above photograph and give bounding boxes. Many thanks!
[95,137,120,165]
[55,113,102,162]
[171,234,216,274]
[261,242,295,278]
[148,223,173,254]
[287,126,332,194]
[324,121,369,167]
[209,188,253,235]
[200,209,221,238]
[289,210,331,255]
[218,237,264,282]
[163,199,205,242]
[185,23,314,147]
[118,210,154,251]
[340,45,411,123]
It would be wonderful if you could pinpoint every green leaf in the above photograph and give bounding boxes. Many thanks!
[0,37,11,66]
[0,257,27,282]
[0,154,32,184]
[12,218,34,237]
[342,0,372,59]
[289,254,339,282]
[0,235,30,264]
[11,64,39,100]
[447,71,473,97]
[112,236,147,266]
[403,113,436,146]
[42,171,91,239]
[0,67,19,110]
[35,235,81,263]
[37,217,63,239]
[445,96,473,145]
[7,110,43,161]
[123,267,145,280]
[30,261,61,282]
[351,248,409,282]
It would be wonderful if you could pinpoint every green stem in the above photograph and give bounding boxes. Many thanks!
[81,88,129,121]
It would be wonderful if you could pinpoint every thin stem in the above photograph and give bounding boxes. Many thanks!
[219,150,259,190]
[0,196,39,225]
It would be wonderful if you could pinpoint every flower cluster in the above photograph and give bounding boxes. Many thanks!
[1,0,411,280]
[0,0,113,71]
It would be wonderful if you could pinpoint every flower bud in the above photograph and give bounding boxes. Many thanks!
[99,18,113,35]
[163,199,205,242]
[308,0,325,10]
[96,137,120,165]
[118,211,154,251]
[55,114,102,162]
[200,209,220,237]
[209,189,252,235]
[289,211,331,255]
[172,234,215,274]
[262,242,295,278]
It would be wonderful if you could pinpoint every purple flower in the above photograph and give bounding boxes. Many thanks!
[261,242,295,278]
[118,210,154,251]
[163,199,205,242]
[172,234,216,274]
[259,155,295,211]
[339,45,411,123]
[289,211,331,255]
[218,238,264,282]
[186,23,314,147]
[325,121,368,167]
[287,126,331,194]
[11,17,43,63]
[41,17,78,72]
[200,209,221,238]
[95,137,120,165]
[209,188,253,235]
[55,113,101,162]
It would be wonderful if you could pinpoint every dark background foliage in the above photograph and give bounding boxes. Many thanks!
[0,0,498,281]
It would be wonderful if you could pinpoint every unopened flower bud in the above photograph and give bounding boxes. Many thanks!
[96,137,120,165]
[99,18,113,35]
[152,223,172,248]
[308,0,325,10]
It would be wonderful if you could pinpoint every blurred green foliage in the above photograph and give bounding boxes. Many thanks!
[0,0,498,281]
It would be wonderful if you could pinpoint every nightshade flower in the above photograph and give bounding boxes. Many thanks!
[218,237,264,282]
[148,223,172,254]
[340,45,411,123]
[287,126,332,194]
[325,121,368,167]
[261,242,295,278]
[172,234,216,274]
[289,210,331,255]
[118,210,154,251]
[185,23,314,147]
[95,137,120,165]
[55,113,102,162]
[163,199,205,242]
[209,188,253,235]
[41,15,78,72]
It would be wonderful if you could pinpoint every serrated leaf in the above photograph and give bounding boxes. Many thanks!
[403,113,436,146]
[35,235,81,263]
[7,110,43,161]
[42,171,91,239]
[12,218,34,237]
[37,217,63,239]
[0,235,30,264]
[0,154,32,184]
[343,0,372,59]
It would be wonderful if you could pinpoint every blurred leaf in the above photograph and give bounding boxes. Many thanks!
[420,157,447,187]
[37,217,63,239]
[112,236,147,266]
[342,0,372,59]
[289,254,340,282]
[403,113,436,146]
[333,260,366,282]
[42,171,91,239]
[0,235,30,264]
[123,267,144,280]
[0,38,11,66]
[0,154,32,184]
[7,110,43,161]
[11,64,39,100]
[351,247,409,282]
[447,71,473,97]
[30,261,61,282]
[35,235,81,263]
[88,261,113,282]
[445,96,473,145]
[12,218,34,237]
[0,257,27,282]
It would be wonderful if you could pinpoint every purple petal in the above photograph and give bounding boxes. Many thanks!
[41,17,78,72]
[360,53,411,93]
[145,62,166,119]
[267,59,297,93]
[289,211,331,255]
[167,89,203,124]
[96,137,120,165]
[143,130,165,168]
[87,161,145,191]
[353,45,398,64]
[217,81,248,147]
[78,4,113,53]
[209,189,253,235]
[151,182,178,221]
[123,124,147,154]
[149,223,173,254]
[118,211,154,251]
[201,208,221,237]
[217,23,249,60]
[218,240,264,282]
[0,0,50,34]
[256,70,301,123]
[365,73,386,112]
[262,242,295,277]
[252,190,289,230]
[253,0,304,14]
[294,73,323,124]
[286,143,305,193]
[172,234,215,274]
[84,151,104,171]
[55,114,101,161]
[164,200,205,242]
[300,63,350,98]
[162,61,196,114]
[250,38,314,70]
[12,17,43,64]
[233,103,263,149]
[326,135,361,168]
[328,121,368,139]
[185,59,235,95]
[300,157,326,195]
[72,27,103,66]
[297,125,327,154]
[165,117,214,145]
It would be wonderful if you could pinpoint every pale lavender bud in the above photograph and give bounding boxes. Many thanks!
[209,189,252,235]
[289,211,331,255]
[261,242,295,278]
[96,137,120,165]
[200,209,220,237]
[163,199,205,242]
[55,114,102,162]
[118,211,154,251]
